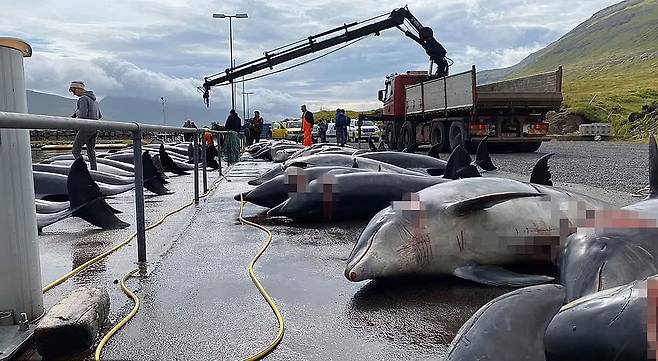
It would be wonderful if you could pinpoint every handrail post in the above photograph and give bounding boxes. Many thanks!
[132,128,147,264]
[202,135,208,194]
[193,131,199,204]
[218,133,223,177]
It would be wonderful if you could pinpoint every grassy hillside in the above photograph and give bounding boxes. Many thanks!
[313,109,380,123]
[487,0,658,137]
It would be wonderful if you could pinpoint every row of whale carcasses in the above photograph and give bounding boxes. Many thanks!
[240,138,658,360]
[32,142,218,231]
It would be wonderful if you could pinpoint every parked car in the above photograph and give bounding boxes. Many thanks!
[267,121,288,140]
[348,119,380,142]
[280,120,322,143]
[284,120,303,141]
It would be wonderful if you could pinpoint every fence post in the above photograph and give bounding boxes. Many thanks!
[202,135,208,194]
[218,133,223,177]
[132,128,147,264]
[193,131,199,204]
[0,38,42,357]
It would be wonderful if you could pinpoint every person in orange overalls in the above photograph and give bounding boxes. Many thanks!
[301,104,314,147]
[203,128,213,145]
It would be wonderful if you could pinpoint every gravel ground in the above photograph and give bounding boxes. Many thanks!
[439,140,650,195]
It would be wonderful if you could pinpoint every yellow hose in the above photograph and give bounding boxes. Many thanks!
[239,195,286,361]
[94,268,140,361]
[91,175,224,360]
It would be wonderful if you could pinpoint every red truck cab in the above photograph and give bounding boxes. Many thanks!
[379,72,428,117]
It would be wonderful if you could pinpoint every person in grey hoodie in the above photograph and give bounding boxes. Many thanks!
[69,81,101,170]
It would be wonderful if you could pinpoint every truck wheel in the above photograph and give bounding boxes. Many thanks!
[430,122,449,153]
[384,123,396,149]
[398,121,415,152]
[449,121,477,153]
[449,121,466,151]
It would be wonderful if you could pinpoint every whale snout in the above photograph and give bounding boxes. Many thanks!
[234,192,247,202]
[344,267,362,282]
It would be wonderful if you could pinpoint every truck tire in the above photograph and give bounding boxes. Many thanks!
[384,123,396,149]
[430,122,449,153]
[449,121,477,153]
[398,121,415,152]
[449,121,466,151]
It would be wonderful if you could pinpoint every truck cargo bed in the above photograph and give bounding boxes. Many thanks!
[405,66,563,115]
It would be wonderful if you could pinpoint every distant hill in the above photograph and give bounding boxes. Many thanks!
[27,90,76,117]
[26,90,228,128]
[477,0,658,136]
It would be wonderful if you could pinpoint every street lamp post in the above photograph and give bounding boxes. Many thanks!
[160,96,166,126]
[212,12,248,111]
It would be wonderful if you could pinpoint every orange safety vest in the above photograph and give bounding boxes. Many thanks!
[204,131,213,145]
[302,112,313,146]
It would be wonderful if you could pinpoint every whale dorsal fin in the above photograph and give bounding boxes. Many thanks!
[456,165,481,179]
[427,144,441,159]
[445,192,544,216]
[474,136,497,171]
[650,134,658,198]
[453,265,554,287]
[443,145,472,180]
[529,153,555,186]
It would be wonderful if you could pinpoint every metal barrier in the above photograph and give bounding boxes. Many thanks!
[0,111,232,264]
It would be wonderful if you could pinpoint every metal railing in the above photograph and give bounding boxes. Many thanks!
[0,110,232,264]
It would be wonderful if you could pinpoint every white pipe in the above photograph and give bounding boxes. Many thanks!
[0,37,43,322]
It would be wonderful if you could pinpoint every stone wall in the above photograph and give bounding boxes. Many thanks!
[29,129,184,142]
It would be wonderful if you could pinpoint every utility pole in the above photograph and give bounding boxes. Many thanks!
[160,97,166,126]
[212,12,248,111]
[242,76,246,122]
[242,91,254,120]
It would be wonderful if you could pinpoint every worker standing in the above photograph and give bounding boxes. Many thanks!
[251,110,264,144]
[318,119,327,143]
[335,108,347,147]
[301,105,314,147]
[69,81,101,170]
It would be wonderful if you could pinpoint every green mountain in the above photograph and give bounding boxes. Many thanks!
[479,0,658,136]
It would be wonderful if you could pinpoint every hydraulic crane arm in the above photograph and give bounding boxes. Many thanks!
[202,7,449,105]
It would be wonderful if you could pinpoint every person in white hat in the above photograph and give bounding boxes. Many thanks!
[69,81,102,170]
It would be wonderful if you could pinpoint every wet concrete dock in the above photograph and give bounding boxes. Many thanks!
[19,149,642,360]
[93,160,502,360]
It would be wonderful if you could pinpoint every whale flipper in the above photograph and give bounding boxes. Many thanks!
[453,265,554,287]
[446,192,544,216]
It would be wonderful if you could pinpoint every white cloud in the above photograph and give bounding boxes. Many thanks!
[3,0,620,114]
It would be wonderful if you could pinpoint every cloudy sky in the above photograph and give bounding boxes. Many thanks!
[2,0,620,120]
